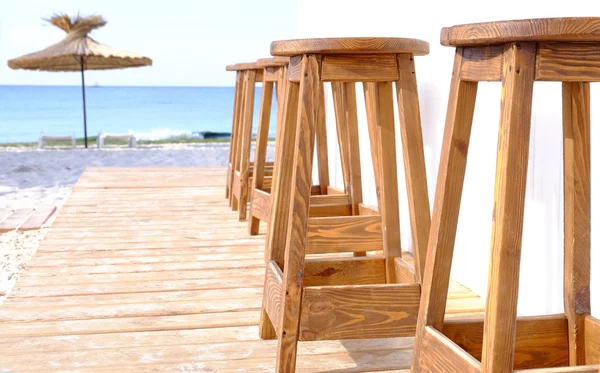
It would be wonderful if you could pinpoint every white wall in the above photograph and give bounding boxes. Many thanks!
[296,0,599,316]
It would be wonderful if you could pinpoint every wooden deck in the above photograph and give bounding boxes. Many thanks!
[0,167,484,372]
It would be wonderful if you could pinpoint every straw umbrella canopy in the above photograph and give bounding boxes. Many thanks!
[7,14,152,147]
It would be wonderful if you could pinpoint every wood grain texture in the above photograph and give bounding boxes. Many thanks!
[358,203,379,216]
[562,81,591,365]
[315,82,330,194]
[0,208,33,232]
[343,82,363,218]
[418,326,481,373]
[482,42,536,373]
[0,167,486,372]
[251,188,270,224]
[20,206,57,230]
[299,283,421,341]
[395,257,417,284]
[271,37,429,56]
[263,260,283,336]
[586,315,600,364]
[412,48,478,372]
[515,366,600,373]
[275,54,321,372]
[236,69,257,221]
[248,76,274,234]
[441,17,600,46]
[443,314,569,369]
[460,45,504,81]
[364,81,401,282]
[256,56,290,68]
[303,257,386,286]
[396,54,431,283]
[287,56,302,82]
[308,203,352,218]
[226,71,242,199]
[309,194,350,206]
[306,215,383,254]
[536,42,600,81]
[332,81,352,198]
[264,78,299,268]
[321,54,399,81]
[326,186,346,195]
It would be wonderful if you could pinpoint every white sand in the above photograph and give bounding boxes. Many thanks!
[0,143,274,302]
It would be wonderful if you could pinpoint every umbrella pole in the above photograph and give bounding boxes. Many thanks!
[80,59,88,148]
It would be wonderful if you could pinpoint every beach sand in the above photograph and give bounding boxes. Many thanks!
[0,143,274,302]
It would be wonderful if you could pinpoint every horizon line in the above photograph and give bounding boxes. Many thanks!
[0,84,236,88]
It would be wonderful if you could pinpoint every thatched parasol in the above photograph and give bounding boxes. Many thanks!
[7,14,152,147]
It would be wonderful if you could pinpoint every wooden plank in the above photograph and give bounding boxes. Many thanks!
[315,81,330,194]
[373,81,401,281]
[321,54,399,82]
[536,42,600,82]
[395,257,417,284]
[412,47,478,371]
[299,283,420,341]
[443,314,569,369]
[250,188,271,222]
[309,194,350,205]
[332,81,352,197]
[515,366,600,373]
[460,45,504,81]
[275,54,321,372]
[237,69,257,220]
[307,215,383,254]
[481,42,535,373]
[396,54,431,283]
[263,260,283,336]
[344,82,364,218]
[562,81,592,365]
[249,75,274,234]
[326,186,346,195]
[19,206,57,231]
[358,203,379,216]
[418,326,481,373]
[309,203,352,217]
[303,257,386,286]
[586,315,600,364]
[287,55,302,82]
[0,208,33,232]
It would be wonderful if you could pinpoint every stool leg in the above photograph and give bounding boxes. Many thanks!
[412,48,478,372]
[315,82,330,195]
[332,82,352,197]
[364,81,401,282]
[248,76,274,234]
[230,71,246,209]
[237,70,257,221]
[260,69,300,339]
[332,82,365,257]
[275,54,320,373]
[396,54,431,284]
[226,75,240,199]
[481,42,535,373]
[562,81,591,365]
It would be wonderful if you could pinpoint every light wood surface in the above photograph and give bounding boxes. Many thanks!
[441,17,600,46]
[271,37,429,56]
[0,167,485,372]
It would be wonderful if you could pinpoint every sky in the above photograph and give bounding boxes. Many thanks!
[0,0,298,86]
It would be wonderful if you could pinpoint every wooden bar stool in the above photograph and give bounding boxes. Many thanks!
[249,62,348,238]
[412,18,600,373]
[248,57,292,232]
[225,62,264,219]
[258,37,431,372]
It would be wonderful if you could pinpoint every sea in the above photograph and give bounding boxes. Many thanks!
[0,85,276,144]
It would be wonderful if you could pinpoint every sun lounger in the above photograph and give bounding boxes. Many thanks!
[97,133,137,148]
[38,135,76,149]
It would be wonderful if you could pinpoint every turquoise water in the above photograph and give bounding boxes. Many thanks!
[0,85,275,143]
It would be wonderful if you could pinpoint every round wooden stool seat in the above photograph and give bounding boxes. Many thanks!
[270,37,429,56]
[256,57,290,68]
[225,61,261,71]
[441,17,600,46]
